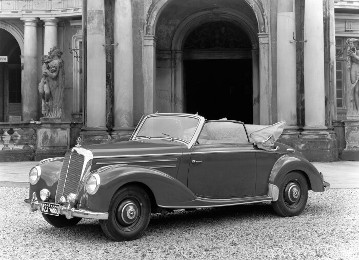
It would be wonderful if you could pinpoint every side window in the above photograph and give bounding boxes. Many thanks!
[198,122,248,144]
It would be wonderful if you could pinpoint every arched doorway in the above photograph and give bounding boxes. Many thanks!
[149,1,266,123]
[0,29,22,122]
[183,21,253,122]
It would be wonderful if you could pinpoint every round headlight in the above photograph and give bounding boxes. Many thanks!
[29,166,41,185]
[40,189,50,201]
[85,174,100,195]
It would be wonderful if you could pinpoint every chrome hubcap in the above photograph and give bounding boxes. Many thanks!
[284,182,301,205]
[117,200,139,226]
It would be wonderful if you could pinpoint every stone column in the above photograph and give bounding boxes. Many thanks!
[258,33,271,125]
[21,18,38,121]
[143,35,156,115]
[114,0,134,131]
[174,51,183,113]
[252,48,260,124]
[297,0,337,161]
[277,0,297,125]
[42,18,58,55]
[86,0,106,129]
[304,0,325,127]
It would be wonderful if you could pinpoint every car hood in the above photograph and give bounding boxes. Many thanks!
[83,140,185,159]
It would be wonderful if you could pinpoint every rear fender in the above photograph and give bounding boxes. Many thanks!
[269,155,325,199]
[85,165,196,212]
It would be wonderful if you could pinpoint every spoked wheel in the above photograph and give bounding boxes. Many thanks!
[272,172,308,217]
[100,185,151,241]
[42,214,82,228]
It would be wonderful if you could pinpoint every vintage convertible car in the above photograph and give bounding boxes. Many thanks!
[26,113,330,241]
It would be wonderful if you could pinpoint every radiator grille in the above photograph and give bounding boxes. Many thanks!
[55,150,85,203]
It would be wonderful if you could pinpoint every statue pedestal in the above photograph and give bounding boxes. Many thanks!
[342,119,359,161]
[35,119,70,160]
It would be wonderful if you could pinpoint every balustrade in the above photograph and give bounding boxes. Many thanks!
[0,123,36,151]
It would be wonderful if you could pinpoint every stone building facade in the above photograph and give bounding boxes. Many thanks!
[0,0,83,160]
[1,0,359,161]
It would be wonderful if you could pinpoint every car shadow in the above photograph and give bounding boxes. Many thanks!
[35,202,325,242]
[148,203,275,229]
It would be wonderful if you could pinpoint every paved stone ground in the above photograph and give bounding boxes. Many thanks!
[0,187,358,260]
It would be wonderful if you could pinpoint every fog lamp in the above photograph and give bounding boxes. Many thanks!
[29,166,41,185]
[67,193,77,203]
[59,196,67,204]
[40,189,50,201]
[85,174,100,195]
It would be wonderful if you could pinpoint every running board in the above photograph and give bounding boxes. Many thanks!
[159,195,273,209]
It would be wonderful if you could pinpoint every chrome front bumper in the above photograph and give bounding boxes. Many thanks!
[26,193,108,220]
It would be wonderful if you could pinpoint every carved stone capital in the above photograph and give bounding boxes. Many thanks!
[21,18,38,27]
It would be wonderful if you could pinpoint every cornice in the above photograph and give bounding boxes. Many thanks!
[0,0,82,18]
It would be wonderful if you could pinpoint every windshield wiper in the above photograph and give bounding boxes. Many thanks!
[135,135,151,139]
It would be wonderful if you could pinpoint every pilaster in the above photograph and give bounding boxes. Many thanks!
[277,0,297,126]
[173,51,184,113]
[252,49,260,124]
[304,0,325,127]
[143,35,156,115]
[85,0,106,129]
[114,0,134,130]
[258,33,271,125]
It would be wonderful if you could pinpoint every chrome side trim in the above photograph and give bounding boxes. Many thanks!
[150,165,177,169]
[268,184,279,201]
[191,150,257,155]
[95,158,178,165]
[94,153,183,159]
[29,192,108,220]
[159,196,272,209]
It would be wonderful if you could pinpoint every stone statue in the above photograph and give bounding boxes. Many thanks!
[346,38,359,116]
[38,47,65,119]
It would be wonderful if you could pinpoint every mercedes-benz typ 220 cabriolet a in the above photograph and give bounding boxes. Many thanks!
[26,113,330,241]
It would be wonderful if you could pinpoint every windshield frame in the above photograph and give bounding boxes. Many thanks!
[131,113,205,148]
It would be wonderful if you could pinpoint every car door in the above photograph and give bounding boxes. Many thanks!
[188,143,257,199]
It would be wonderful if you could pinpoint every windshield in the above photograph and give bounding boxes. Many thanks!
[134,115,201,144]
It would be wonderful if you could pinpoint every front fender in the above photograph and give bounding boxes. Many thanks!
[269,155,325,192]
[85,165,196,212]
[28,158,63,201]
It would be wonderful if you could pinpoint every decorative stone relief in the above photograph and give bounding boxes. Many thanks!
[38,47,65,120]
[346,38,359,118]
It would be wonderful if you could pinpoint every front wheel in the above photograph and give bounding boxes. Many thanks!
[272,172,308,217]
[100,185,151,241]
[42,214,82,228]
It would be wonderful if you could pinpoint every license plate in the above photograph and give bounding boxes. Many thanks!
[41,202,60,216]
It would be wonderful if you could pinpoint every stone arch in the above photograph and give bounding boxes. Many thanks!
[171,8,258,51]
[145,0,267,35]
[166,8,260,119]
[0,21,24,55]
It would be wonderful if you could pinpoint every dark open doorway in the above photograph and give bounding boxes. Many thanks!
[0,29,21,122]
[184,59,253,123]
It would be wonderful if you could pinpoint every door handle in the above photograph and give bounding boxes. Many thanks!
[191,159,202,164]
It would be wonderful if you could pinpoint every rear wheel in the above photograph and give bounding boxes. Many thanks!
[100,185,151,241]
[42,214,81,228]
[272,172,308,217]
